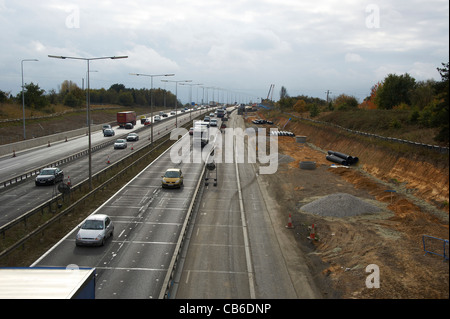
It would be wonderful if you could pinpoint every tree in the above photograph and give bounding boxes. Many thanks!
[293,99,307,113]
[334,94,358,110]
[109,83,126,92]
[280,86,288,99]
[20,82,49,109]
[375,73,416,109]
[410,80,436,110]
[0,90,8,103]
[433,62,449,142]
[118,91,134,106]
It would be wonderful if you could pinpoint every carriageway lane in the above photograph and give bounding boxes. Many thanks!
[0,109,210,228]
[32,140,204,299]
[173,112,316,298]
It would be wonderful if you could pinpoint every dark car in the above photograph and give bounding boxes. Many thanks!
[103,128,115,137]
[125,123,134,129]
[35,167,64,186]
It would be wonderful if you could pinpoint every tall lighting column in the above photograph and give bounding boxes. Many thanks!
[161,79,192,128]
[48,55,128,190]
[21,59,39,139]
[129,73,175,143]
[180,83,202,121]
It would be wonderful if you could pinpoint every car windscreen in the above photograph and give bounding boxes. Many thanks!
[40,169,55,175]
[164,171,180,178]
[81,220,104,230]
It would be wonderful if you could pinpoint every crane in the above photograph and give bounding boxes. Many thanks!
[266,84,275,101]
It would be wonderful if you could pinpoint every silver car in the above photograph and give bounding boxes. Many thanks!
[114,139,127,149]
[75,214,114,246]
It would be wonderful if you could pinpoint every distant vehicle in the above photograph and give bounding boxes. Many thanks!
[181,109,185,112]
[170,111,176,115]
[126,133,139,141]
[210,119,218,127]
[102,124,112,132]
[144,118,151,125]
[209,113,215,117]
[162,113,168,117]
[103,128,115,137]
[154,115,161,121]
[114,139,127,149]
[161,168,184,188]
[35,167,64,186]
[216,109,225,118]
[75,214,114,246]
[140,116,146,124]
[117,111,136,127]
[125,122,134,129]
[204,116,210,122]
[193,121,209,147]
[189,127,194,135]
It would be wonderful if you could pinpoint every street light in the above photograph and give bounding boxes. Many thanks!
[21,59,39,139]
[48,54,128,190]
[161,79,192,128]
[179,83,203,121]
[129,73,175,143]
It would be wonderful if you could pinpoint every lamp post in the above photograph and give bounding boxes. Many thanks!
[21,59,38,140]
[161,79,192,128]
[129,73,174,143]
[48,55,128,190]
[179,83,202,121]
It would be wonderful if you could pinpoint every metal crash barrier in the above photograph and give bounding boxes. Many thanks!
[422,235,449,261]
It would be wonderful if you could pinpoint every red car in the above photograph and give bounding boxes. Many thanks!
[144,118,151,125]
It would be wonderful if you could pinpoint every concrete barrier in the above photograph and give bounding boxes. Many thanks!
[0,124,104,157]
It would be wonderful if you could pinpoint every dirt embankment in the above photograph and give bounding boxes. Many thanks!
[248,111,449,299]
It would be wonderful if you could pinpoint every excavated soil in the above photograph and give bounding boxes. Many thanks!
[246,112,449,299]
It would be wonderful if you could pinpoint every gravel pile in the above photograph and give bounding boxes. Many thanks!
[300,193,381,217]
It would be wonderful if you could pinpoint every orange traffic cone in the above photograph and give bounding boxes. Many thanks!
[12,150,16,158]
[285,214,294,229]
[106,156,111,164]
[131,144,134,150]
[47,141,51,147]
[308,224,316,240]
[67,176,71,187]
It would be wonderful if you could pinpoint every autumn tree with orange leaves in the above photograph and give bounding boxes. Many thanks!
[360,82,382,109]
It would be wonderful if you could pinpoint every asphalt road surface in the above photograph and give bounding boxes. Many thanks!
[0,108,210,227]
[172,113,319,298]
[32,138,204,298]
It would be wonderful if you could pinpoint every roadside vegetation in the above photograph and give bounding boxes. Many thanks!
[0,80,181,120]
[265,62,449,145]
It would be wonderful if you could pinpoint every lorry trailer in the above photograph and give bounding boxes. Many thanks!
[0,267,96,299]
[117,111,137,127]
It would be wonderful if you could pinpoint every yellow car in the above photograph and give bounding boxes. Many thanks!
[162,168,184,188]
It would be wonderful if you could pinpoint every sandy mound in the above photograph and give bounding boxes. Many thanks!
[300,193,381,217]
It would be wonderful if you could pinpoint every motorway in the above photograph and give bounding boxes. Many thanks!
[0,108,210,227]
[3,107,320,299]
[32,141,204,298]
[172,113,318,298]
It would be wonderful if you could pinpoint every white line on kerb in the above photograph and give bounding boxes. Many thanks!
[235,144,256,299]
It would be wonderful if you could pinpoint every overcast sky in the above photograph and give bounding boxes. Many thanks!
[0,0,448,104]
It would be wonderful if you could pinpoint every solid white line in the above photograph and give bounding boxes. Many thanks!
[235,146,256,299]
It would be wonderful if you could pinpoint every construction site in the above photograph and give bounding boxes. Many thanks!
[245,109,448,299]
